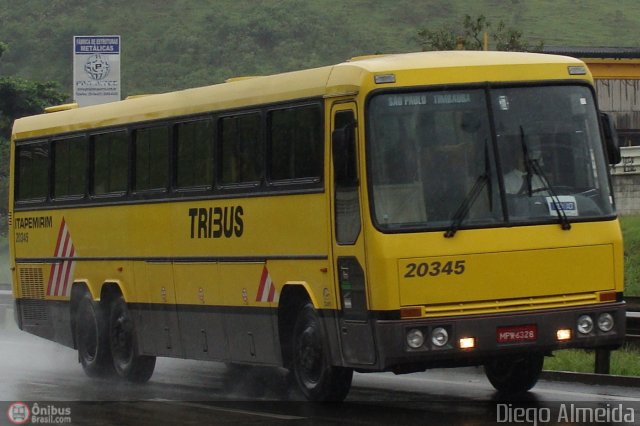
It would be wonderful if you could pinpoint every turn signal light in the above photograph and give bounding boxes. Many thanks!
[598,291,617,302]
[401,307,423,318]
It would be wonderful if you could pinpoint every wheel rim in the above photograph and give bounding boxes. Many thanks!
[78,306,98,362]
[111,305,134,370]
[296,321,323,386]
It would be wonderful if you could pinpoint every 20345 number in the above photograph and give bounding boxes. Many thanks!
[404,260,465,278]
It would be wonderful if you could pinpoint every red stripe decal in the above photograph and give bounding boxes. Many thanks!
[267,282,276,302]
[47,219,67,296]
[60,246,75,296]
[256,266,268,301]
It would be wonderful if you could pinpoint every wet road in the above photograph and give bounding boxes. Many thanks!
[1,295,640,425]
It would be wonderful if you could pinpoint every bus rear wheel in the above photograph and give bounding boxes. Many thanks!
[291,303,352,402]
[109,296,156,383]
[75,294,113,377]
[484,352,544,395]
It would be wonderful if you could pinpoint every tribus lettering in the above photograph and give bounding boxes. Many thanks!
[188,206,244,239]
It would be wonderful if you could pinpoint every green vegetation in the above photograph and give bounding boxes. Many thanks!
[544,346,640,376]
[1,1,639,235]
[0,0,639,96]
[418,14,544,52]
[0,41,67,238]
[621,215,640,296]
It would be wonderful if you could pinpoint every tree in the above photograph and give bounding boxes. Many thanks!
[0,77,68,139]
[0,41,68,236]
[418,14,543,52]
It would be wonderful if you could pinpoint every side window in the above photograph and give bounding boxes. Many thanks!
[92,130,128,195]
[268,105,323,181]
[134,125,169,192]
[53,136,87,199]
[176,118,214,189]
[333,109,361,245]
[220,113,262,185]
[15,142,49,202]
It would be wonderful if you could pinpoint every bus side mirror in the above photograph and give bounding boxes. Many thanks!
[601,112,621,165]
[332,125,358,187]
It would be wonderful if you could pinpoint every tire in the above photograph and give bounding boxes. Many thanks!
[291,303,353,402]
[75,294,114,377]
[109,296,156,383]
[484,352,544,395]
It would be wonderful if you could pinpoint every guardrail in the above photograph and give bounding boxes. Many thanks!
[625,296,640,346]
[611,146,640,175]
[593,297,640,374]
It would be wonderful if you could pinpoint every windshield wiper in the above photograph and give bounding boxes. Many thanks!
[519,126,571,231]
[444,174,489,238]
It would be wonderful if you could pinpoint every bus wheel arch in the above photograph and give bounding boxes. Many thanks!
[278,284,311,369]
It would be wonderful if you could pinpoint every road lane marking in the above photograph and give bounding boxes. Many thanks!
[27,382,59,388]
[151,399,306,420]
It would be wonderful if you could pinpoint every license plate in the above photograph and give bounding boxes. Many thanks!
[497,325,537,343]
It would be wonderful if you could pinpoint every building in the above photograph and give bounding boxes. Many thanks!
[545,47,640,214]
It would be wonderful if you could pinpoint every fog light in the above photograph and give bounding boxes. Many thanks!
[407,329,425,349]
[459,337,475,349]
[597,313,614,332]
[431,327,449,347]
[557,329,572,341]
[577,315,594,335]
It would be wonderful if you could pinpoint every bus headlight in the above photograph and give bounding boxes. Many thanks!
[431,327,449,347]
[406,329,425,349]
[597,313,614,332]
[577,315,594,335]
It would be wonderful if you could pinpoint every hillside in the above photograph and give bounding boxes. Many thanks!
[0,0,639,97]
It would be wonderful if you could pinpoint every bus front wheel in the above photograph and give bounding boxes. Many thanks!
[291,303,352,402]
[75,294,113,377]
[109,296,156,383]
[484,352,544,395]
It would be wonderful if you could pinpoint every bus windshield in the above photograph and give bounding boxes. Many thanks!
[367,85,615,232]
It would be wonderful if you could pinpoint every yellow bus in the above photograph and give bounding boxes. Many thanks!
[9,51,625,401]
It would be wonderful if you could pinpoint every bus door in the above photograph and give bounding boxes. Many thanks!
[330,102,376,366]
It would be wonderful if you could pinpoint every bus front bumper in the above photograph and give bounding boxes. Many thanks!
[371,303,626,372]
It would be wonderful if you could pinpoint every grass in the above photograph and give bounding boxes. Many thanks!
[544,346,640,376]
[620,215,640,297]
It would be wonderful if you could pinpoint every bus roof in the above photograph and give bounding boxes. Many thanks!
[12,51,588,140]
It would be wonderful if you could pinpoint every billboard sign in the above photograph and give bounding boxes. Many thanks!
[73,35,121,107]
